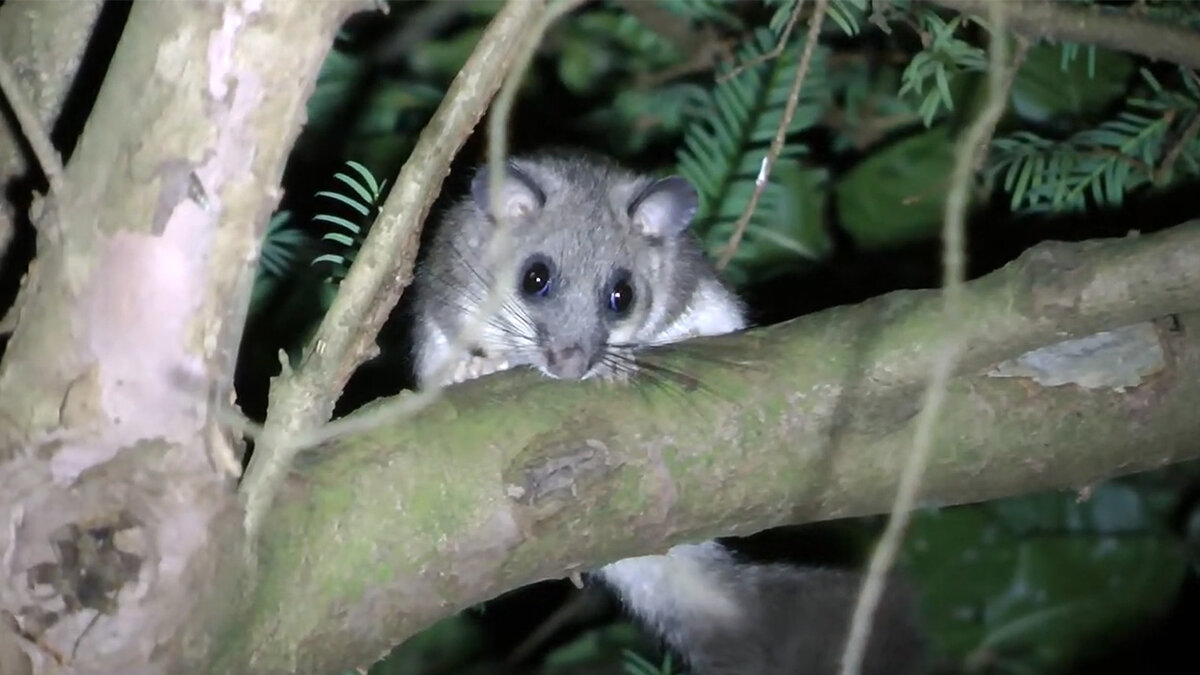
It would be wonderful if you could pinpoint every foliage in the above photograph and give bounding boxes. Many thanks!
[310,160,389,282]
[622,649,681,675]
[766,0,870,38]
[989,67,1200,212]
[897,10,988,126]
[280,0,1200,291]
[904,480,1190,674]
[236,1,1200,674]
[249,211,312,321]
[676,26,833,283]
[835,125,956,250]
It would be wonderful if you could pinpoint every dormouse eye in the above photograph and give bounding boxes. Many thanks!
[520,255,554,299]
[607,270,635,315]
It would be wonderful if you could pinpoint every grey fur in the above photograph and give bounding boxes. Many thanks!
[409,152,746,387]
[596,542,925,675]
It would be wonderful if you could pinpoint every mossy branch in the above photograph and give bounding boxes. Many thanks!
[238,220,1200,673]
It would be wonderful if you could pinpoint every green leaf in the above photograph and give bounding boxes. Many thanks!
[315,190,371,217]
[905,508,1018,659]
[676,26,832,285]
[1012,43,1134,124]
[978,536,1185,669]
[306,49,367,128]
[330,174,375,209]
[835,126,956,249]
[559,37,616,94]
[906,484,1186,674]
[343,161,381,197]
[319,232,358,248]
[313,213,363,235]
[410,25,487,81]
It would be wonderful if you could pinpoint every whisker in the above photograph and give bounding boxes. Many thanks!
[593,340,754,408]
[620,339,759,376]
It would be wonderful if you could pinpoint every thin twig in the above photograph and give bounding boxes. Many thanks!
[270,0,592,457]
[472,0,588,353]
[718,0,805,83]
[975,34,1029,172]
[930,0,1200,71]
[838,3,1010,675]
[716,0,828,271]
[897,36,1028,207]
[0,54,65,196]
[617,0,733,88]
[239,0,575,542]
[1156,108,1200,185]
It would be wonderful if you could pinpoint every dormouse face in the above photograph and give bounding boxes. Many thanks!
[469,156,700,380]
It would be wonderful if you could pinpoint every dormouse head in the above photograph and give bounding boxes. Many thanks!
[468,155,703,380]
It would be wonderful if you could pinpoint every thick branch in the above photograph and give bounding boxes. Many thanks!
[236,221,1200,673]
[929,0,1200,71]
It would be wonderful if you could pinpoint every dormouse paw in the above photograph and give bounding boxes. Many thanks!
[446,354,511,385]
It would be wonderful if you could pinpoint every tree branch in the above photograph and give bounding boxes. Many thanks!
[0,0,103,288]
[717,0,827,270]
[929,0,1200,71]
[234,220,1200,673]
[0,52,65,196]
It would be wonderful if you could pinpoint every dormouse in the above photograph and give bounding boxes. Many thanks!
[409,151,746,387]
[407,152,922,675]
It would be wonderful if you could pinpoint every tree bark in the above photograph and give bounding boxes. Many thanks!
[227,221,1200,674]
[0,2,354,673]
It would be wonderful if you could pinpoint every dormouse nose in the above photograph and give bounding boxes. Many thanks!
[545,342,594,379]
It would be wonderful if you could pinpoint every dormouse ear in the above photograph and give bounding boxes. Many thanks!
[471,161,546,221]
[628,176,698,239]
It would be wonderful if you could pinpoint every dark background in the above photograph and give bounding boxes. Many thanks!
[1,2,1197,674]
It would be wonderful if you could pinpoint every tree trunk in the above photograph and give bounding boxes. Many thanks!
[0,2,350,673]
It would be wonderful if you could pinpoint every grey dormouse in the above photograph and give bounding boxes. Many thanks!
[410,152,746,387]
[407,152,923,674]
